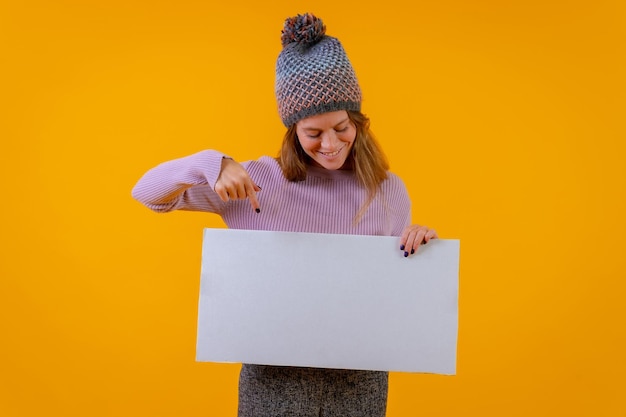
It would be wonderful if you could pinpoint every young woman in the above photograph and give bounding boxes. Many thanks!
[132,13,437,417]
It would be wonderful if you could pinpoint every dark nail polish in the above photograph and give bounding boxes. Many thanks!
[255,208,260,213]
[404,251,409,257]
[400,244,405,251]
[411,248,415,254]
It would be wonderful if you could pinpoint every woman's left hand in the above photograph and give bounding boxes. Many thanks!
[399,224,438,257]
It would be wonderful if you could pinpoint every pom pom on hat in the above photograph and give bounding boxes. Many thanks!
[280,13,326,47]
[275,13,362,127]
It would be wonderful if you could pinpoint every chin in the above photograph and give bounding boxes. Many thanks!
[318,158,350,170]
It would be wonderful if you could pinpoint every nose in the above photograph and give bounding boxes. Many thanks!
[321,130,339,150]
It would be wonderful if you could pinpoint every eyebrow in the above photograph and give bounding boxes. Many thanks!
[301,118,350,131]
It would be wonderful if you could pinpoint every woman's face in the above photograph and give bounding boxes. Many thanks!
[295,110,356,170]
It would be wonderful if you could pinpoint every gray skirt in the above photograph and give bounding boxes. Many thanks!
[238,364,388,417]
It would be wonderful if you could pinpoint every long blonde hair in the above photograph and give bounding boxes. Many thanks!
[276,110,389,222]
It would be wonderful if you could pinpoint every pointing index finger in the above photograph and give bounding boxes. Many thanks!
[246,182,261,213]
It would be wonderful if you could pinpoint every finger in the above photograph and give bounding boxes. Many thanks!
[410,229,427,255]
[399,226,413,251]
[424,229,438,243]
[234,182,247,199]
[245,183,261,213]
[403,229,419,257]
[214,184,230,203]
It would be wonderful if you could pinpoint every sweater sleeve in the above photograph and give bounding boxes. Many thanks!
[131,150,229,213]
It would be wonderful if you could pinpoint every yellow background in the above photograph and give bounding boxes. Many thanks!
[1,0,625,416]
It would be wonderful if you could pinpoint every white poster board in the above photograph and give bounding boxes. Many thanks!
[196,228,460,374]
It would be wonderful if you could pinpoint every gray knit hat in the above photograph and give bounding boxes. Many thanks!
[275,13,362,127]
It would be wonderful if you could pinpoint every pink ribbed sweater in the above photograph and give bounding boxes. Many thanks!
[132,150,411,236]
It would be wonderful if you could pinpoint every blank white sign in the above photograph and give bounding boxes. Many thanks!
[196,228,459,374]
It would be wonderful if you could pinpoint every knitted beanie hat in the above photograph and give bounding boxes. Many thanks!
[275,13,362,127]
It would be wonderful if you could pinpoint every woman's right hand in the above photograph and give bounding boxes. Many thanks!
[214,157,262,212]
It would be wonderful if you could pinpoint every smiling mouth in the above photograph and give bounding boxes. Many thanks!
[319,146,345,157]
